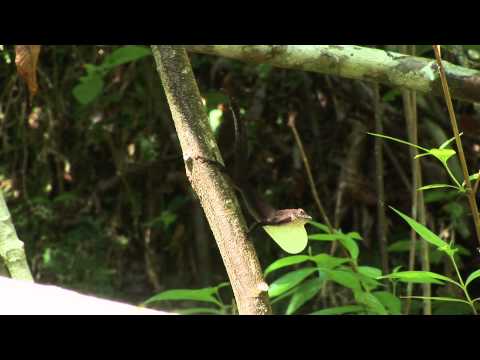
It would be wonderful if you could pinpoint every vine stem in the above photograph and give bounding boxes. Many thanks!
[287,112,333,233]
[433,45,480,246]
[450,255,477,315]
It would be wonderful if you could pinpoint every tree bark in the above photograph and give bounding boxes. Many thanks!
[151,45,271,315]
[184,45,480,104]
[0,190,33,281]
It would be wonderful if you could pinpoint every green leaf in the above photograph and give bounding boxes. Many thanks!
[414,152,430,159]
[73,75,104,105]
[372,291,401,315]
[392,265,403,273]
[405,296,470,305]
[429,148,456,163]
[354,291,388,315]
[176,307,224,315]
[143,288,221,306]
[286,278,324,315]
[379,271,460,286]
[325,269,362,290]
[389,206,450,250]
[270,286,299,306]
[347,232,363,240]
[417,184,460,191]
[465,269,480,288]
[83,63,102,77]
[352,270,380,291]
[439,135,457,149]
[264,255,312,277]
[337,233,359,260]
[308,233,338,241]
[467,172,480,183]
[310,305,364,315]
[208,109,223,133]
[102,45,151,69]
[310,254,349,269]
[307,221,330,233]
[268,267,317,298]
[357,266,382,279]
[367,132,429,152]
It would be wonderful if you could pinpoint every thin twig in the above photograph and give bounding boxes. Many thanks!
[373,83,389,275]
[287,112,333,232]
[433,45,480,246]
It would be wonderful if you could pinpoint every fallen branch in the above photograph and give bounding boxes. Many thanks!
[184,45,480,104]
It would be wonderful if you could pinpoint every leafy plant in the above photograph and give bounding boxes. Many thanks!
[369,126,480,315]
[142,282,232,315]
[73,45,151,105]
[379,207,479,314]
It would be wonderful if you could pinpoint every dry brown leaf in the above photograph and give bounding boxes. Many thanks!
[15,45,41,99]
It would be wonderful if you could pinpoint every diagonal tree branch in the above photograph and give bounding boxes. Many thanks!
[184,45,480,104]
[151,45,271,315]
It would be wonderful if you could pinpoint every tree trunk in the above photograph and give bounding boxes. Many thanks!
[151,45,271,315]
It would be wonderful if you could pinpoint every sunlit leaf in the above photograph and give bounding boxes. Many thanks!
[354,291,388,315]
[417,184,459,191]
[102,45,151,69]
[346,232,363,240]
[310,254,349,269]
[379,270,460,286]
[439,135,458,149]
[286,278,324,315]
[405,296,470,305]
[389,206,450,250]
[308,233,337,241]
[143,288,221,306]
[325,269,362,290]
[208,109,223,133]
[264,255,311,276]
[268,267,317,298]
[307,221,330,233]
[465,269,480,288]
[336,233,359,260]
[357,266,382,279]
[429,148,456,163]
[372,291,401,315]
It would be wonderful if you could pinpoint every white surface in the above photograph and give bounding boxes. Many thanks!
[0,276,173,315]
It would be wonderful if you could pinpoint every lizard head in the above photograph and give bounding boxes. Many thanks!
[290,208,312,225]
